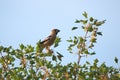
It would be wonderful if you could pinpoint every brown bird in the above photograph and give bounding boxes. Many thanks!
[40,29,60,53]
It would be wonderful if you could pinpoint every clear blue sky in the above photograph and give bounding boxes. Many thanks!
[0,0,120,67]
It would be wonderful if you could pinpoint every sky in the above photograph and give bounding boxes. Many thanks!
[0,0,120,67]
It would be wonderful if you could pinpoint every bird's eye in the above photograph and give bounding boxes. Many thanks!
[55,29,57,32]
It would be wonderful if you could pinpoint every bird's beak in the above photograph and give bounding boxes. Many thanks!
[57,29,60,32]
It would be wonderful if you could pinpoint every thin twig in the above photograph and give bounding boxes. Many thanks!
[84,31,88,40]
[77,31,88,65]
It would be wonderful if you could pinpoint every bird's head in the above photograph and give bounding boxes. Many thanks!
[51,29,60,35]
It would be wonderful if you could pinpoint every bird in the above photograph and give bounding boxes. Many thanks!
[40,29,60,53]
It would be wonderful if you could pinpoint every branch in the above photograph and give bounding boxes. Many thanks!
[77,31,88,65]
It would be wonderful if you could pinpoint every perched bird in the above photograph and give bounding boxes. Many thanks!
[40,29,60,53]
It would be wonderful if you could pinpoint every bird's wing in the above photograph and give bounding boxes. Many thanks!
[40,35,52,44]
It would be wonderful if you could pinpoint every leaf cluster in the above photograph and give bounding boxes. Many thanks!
[67,12,106,65]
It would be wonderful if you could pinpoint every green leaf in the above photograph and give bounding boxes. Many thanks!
[82,11,88,18]
[36,41,43,53]
[54,37,61,48]
[84,49,89,54]
[75,19,80,23]
[96,21,102,26]
[19,44,24,50]
[80,20,88,24]
[77,44,81,49]
[70,44,75,47]
[90,37,96,43]
[66,39,73,42]
[90,17,94,22]
[94,59,99,64]
[27,45,34,52]
[74,36,78,44]
[93,19,98,25]
[11,49,15,55]
[57,52,63,57]
[90,52,96,55]
[86,61,90,65]
[0,46,3,52]
[57,52,63,61]
[114,57,118,64]
[80,37,84,43]
[0,68,2,73]
[11,56,15,62]
[89,43,94,48]
[97,32,102,36]
[86,24,93,32]
[67,46,72,53]
[3,47,9,52]
[72,27,78,30]
[95,20,106,26]
[46,62,53,68]
[81,26,85,29]
[52,55,57,62]
[30,60,35,64]
[25,48,29,53]
[29,69,35,74]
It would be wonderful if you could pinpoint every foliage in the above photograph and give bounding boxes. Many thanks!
[67,12,106,64]
[0,12,120,80]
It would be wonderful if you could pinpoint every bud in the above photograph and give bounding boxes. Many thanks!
[85,23,93,32]
[90,36,96,43]
[92,31,97,37]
